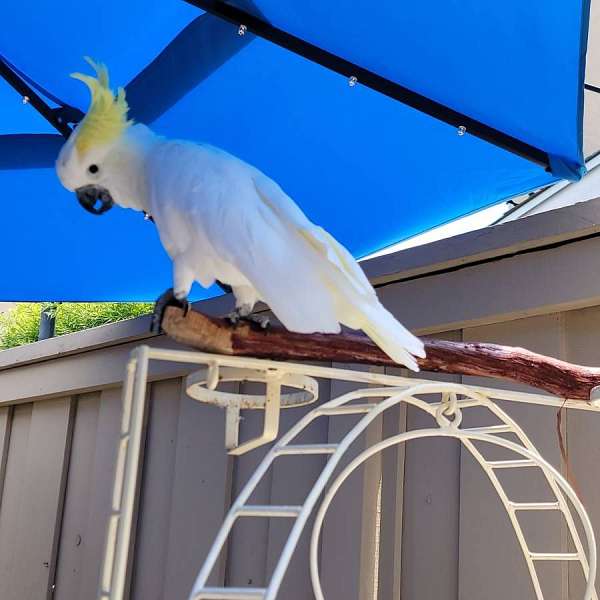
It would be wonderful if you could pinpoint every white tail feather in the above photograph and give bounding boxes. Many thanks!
[358,303,425,372]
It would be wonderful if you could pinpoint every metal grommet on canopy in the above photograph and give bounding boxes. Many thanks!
[186,366,319,454]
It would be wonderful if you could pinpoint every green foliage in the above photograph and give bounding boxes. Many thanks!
[0,302,152,349]
[0,304,43,350]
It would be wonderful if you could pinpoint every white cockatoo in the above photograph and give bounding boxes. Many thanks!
[56,59,425,370]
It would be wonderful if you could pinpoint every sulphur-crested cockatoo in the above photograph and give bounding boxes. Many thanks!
[56,59,425,370]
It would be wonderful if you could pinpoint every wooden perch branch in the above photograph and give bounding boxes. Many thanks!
[162,307,600,402]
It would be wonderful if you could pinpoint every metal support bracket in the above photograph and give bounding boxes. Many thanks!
[0,55,74,138]
[590,385,600,407]
[185,0,551,170]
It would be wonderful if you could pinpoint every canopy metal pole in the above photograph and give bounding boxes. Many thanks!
[186,0,551,171]
[0,58,72,138]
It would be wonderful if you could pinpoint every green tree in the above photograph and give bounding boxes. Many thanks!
[0,303,152,349]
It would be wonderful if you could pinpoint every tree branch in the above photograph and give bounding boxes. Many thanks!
[162,307,600,402]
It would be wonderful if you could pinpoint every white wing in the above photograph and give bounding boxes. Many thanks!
[149,141,343,333]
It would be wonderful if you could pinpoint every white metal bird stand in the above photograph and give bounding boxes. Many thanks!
[99,345,599,600]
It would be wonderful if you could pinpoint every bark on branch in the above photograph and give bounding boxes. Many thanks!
[162,307,600,402]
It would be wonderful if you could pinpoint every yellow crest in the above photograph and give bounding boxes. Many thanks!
[71,57,132,156]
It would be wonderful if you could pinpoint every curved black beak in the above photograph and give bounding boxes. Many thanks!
[75,185,114,215]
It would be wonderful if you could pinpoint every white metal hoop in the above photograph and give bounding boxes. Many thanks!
[309,428,597,600]
[186,366,318,409]
[186,366,318,453]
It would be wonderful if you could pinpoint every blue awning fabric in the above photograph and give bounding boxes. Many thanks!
[0,0,591,301]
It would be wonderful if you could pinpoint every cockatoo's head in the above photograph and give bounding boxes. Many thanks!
[56,58,132,215]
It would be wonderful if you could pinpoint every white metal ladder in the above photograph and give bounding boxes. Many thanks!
[189,391,382,600]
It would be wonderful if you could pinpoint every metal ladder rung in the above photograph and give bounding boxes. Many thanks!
[510,502,561,511]
[462,424,513,435]
[488,459,537,469]
[317,404,374,416]
[193,587,266,599]
[529,552,580,561]
[236,505,302,518]
[275,443,339,455]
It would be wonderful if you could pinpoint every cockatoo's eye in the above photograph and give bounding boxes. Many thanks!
[88,164,100,175]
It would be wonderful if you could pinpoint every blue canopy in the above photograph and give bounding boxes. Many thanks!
[0,0,591,301]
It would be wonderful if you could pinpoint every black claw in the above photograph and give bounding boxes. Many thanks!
[216,280,232,294]
[150,288,190,334]
[253,314,270,329]
[226,309,270,330]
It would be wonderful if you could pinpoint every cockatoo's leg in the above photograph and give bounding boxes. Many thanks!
[227,285,270,329]
[149,258,194,333]
[173,258,194,302]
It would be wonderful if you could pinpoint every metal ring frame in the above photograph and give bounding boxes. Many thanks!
[310,412,598,600]
[186,366,318,452]
[186,366,318,410]
[98,346,600,600]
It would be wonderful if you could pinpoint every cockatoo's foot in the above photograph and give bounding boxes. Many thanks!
[227,307,270,329]
[150,288,190,334]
